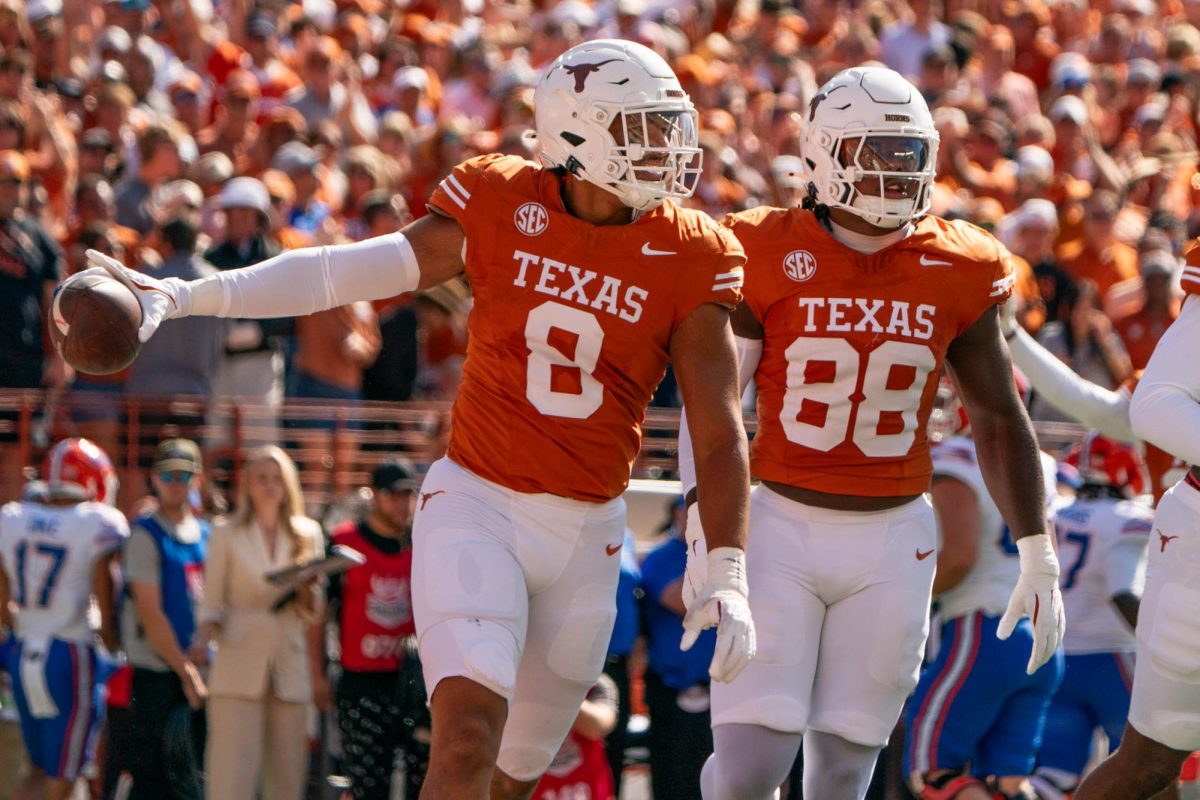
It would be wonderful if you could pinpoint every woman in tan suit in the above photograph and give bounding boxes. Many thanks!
[193,445,324,800]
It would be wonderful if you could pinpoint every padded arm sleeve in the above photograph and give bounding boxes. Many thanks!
[679,336,763,497]
[1130,298,1200,465]
[187,232,421,318]
[1009,327,1136,443]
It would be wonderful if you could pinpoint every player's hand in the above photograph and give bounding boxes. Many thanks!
[681,547,756,683]
[84,249,192,342]
[681,503,708,611]
[997,533,1065,674]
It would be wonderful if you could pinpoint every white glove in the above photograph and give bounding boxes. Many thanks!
[681,503,708,611]
[997,533,1065,674]
[85,249,192,342]
[681,546,756,683]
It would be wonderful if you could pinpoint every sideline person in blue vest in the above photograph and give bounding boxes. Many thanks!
[122,439,210,800]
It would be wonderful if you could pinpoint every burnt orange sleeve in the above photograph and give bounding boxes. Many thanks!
[957,237,1015,333]
[675,221,745,325]
[426,154,503,225]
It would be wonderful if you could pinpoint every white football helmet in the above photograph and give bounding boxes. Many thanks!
[534,39,702,211]
[802,66,939,227]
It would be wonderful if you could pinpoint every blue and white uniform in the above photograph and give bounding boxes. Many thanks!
[0,499,128,780]
[1035,491,1152,786]
[904,437,1063,780]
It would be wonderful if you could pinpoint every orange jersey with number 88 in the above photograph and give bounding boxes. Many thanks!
[428,154,744,502]
[724,208,1014,497]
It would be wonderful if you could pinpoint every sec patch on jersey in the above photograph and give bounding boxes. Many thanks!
[49,272,142,375]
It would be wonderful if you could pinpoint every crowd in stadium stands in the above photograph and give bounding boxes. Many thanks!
[2,0,1200,797]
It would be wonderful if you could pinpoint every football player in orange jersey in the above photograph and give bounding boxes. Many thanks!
[1074,258,1200,798]
[678,66,1064,800]
[70,39,757,800]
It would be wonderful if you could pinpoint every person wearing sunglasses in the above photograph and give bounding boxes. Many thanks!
[121,438,210,800]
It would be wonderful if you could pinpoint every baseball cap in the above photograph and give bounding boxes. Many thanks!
[372,460,417,492]
[1049,95,1088,125]
[272,141,320,175]
[1139,249,1177,278]
[1127,58,1161,87]
[154,439,202,473]
[1015,145,1054,181]
[26,0,62,23]
[217,176,271,214]
[80,127,114,151]
[392,66,428,92]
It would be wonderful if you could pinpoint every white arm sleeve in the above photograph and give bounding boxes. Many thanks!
[1130,297,1200,465]
[679,336,763,497]
[1009,327,1136,443]
[186,232,422,318]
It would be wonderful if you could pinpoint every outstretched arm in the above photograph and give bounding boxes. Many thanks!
[1007,326,1136,443]
[84,213,467,342]
[1130,298,1200,465]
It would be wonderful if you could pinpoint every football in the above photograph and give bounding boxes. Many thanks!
[49,272,143,375]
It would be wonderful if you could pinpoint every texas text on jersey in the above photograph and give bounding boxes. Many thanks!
[428,153,743,502]
[723,209,1014,497]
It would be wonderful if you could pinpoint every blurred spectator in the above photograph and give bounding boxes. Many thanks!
[413,279,470,401]
[197,70,260,176]
[285,36,376,144]
[289,300,381,406]
[65,176,139,259]
[125,208,227,478]
[272,141,330,238]
[115,124,184,236]
[640,498,715,800]
[123,439,210,800]
[1057,189,1140,300]
[311,460,427,800]
[1114,249,1180,371]
[204,177,286,446]
[533,674,619,800]
[0,149,65,499]
[1032,280,1134,422]
[194,445,323,800]
[880,0,952,80]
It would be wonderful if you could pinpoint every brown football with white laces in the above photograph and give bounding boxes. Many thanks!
[48,272,142,375]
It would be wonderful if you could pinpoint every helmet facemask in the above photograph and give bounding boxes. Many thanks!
[815,130,938,228]
[594,102,702,211]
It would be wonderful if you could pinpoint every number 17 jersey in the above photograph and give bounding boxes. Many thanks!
[724,209,1014,497]
[428,154,744,502]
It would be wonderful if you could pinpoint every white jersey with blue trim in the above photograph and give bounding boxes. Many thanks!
[1052,494,1153,654]
[933,436,1059,620]
[0,500,128,645]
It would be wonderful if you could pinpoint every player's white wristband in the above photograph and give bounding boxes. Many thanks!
[1016,533,1059,577]
[706,547,749,598]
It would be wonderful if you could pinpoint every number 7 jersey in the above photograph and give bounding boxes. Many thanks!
[724,208,1014,497]
[428,154,744,502]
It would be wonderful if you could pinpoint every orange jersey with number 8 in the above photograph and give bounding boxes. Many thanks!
[428,154,744,502]
[723,208,1014,497]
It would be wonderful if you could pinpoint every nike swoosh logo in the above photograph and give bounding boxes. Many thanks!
[605,543,622,556]
[920,254,953,267]
[915,548,934,561]
[642,243,677,256]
